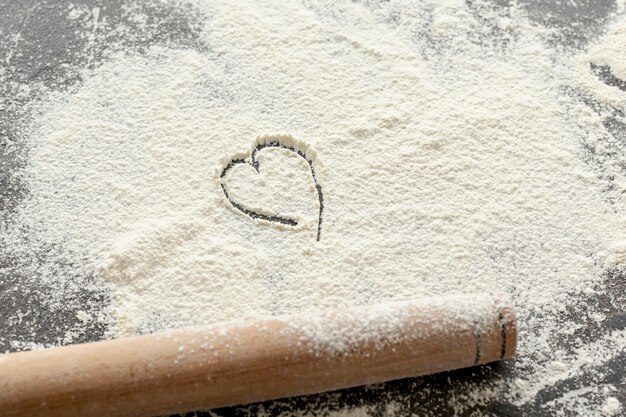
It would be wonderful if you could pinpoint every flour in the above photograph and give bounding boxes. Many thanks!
[287,293,509,357]
[603,397,622,416]
[2,0,626,415]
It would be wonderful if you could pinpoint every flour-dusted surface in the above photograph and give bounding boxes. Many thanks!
[0,1,625,416]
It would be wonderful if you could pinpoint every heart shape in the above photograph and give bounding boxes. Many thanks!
[218,135,324,241]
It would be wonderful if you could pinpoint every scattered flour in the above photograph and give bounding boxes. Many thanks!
[2,0,626,415]
[602,397,622,416]
[286,293,510,358]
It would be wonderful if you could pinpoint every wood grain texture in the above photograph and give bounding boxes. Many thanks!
[0,294,516,417]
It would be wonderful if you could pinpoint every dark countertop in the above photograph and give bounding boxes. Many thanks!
[0,1,624,416]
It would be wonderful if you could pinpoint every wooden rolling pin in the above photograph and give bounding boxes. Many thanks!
[0,293,516,417]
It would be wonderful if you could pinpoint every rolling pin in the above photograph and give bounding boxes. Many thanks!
[0,293,516,417]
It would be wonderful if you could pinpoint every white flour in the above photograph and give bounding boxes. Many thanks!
[2,0,626,415]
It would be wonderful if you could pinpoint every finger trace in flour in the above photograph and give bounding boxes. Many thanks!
[219,134,324,241]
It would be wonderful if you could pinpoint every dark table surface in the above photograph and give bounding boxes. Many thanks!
[0,1,624,416]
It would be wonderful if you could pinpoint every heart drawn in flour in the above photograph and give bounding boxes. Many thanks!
[219,135,324,241]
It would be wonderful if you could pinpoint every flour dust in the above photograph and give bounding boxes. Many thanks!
[2,0,626,416]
